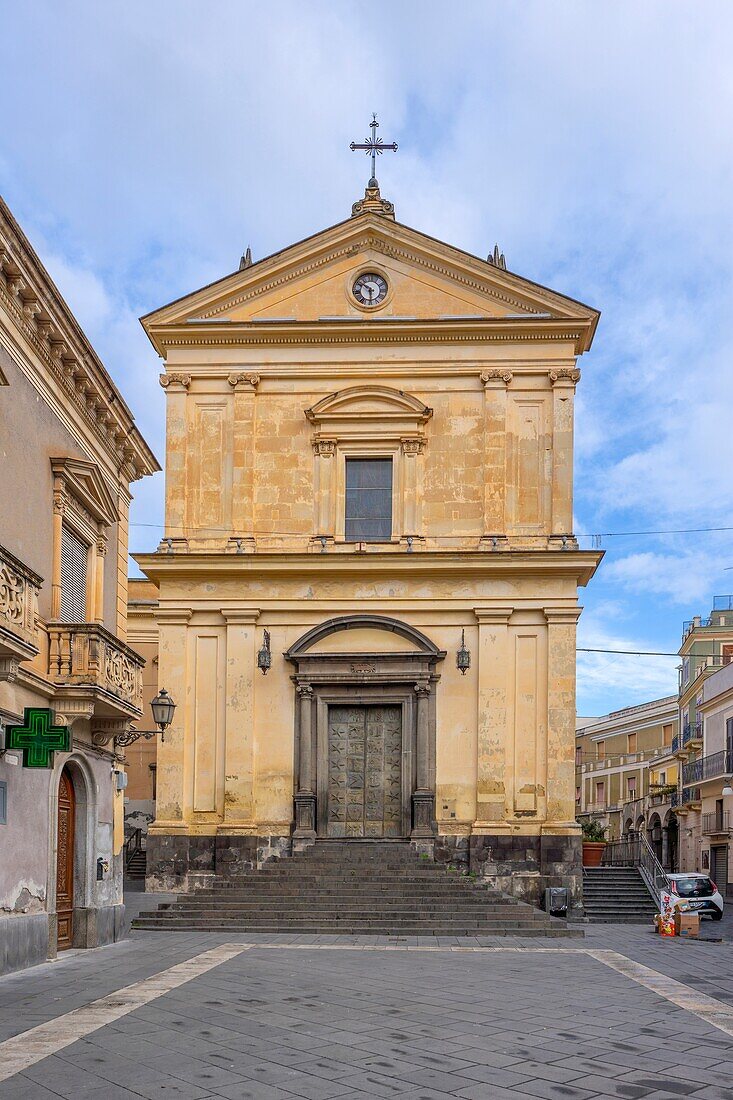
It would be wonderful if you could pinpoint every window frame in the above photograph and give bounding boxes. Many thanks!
[344,456,394,543]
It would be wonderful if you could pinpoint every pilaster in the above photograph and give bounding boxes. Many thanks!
[159,373,191,541]
[480,370,511,541]
[473,607,513,828]
[228,372,259,540]
[150,608,191,832]
[549,369,579,537]
[221,609,260,829]
[544,605,582,826]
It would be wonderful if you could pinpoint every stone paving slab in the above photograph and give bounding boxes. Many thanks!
[2,937,733,1098]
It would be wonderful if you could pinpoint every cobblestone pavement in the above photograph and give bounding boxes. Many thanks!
[2,905,733,1099]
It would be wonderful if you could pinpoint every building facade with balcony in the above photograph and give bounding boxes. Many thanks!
[576,696,678,867]
[676,598,733,881]
[0,196,158,973]
[123,579,160,865]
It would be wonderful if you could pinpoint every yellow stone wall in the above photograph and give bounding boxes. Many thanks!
[137,209,600,852]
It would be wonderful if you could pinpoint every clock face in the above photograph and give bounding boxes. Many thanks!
[353,272,388,307]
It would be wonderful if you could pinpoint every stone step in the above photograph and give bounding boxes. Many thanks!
[131,919,569,935]
[153,907,549,921]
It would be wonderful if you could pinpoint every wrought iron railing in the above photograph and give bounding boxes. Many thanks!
[681,786,701,805]
[683,749,733,786]
[702,812,731,835]
[671,734,680,753]
[602,832,669,906]
[713,596,733,612]
[125,827,145,868]
[670,789,680,808]
[682,722,693,746]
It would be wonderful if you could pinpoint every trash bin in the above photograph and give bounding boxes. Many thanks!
[544,887,568,916]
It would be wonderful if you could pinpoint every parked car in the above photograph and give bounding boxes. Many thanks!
[666,873,724,920]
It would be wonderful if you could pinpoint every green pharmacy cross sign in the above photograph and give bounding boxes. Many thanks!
[6,708,70,768]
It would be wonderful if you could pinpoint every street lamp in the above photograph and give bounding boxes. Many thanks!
[722,779,733,797]
[257,629,272,675]
[116,689,177,747]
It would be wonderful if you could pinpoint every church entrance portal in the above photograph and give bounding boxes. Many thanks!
[327,705,402,837]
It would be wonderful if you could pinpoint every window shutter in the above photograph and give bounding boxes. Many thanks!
[60,526,88,622]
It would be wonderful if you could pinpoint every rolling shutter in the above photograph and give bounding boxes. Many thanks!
[60,525,88,622]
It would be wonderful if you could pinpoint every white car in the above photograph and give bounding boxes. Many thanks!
[666,873,724,920]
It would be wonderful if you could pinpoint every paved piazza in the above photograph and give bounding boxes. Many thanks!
[2,916,733,1099]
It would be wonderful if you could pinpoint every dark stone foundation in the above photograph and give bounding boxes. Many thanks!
[146,833,293,892]
[431,832,583,917]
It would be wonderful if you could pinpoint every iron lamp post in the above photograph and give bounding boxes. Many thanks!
[116,688,177,747]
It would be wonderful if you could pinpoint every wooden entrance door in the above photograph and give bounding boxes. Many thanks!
[56,767,75,950]
[327,705,402,837]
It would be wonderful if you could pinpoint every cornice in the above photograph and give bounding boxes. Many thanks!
[0,198,159,481]
[150,316,590,356]
[135,549,602,588]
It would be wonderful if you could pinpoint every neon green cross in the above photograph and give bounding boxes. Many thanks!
[6,708,70,768]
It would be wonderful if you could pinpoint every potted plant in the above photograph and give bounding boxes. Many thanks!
[581,820,607,867]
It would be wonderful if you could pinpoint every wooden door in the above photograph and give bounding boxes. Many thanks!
[56,768,75,950]
[327,705,402,837]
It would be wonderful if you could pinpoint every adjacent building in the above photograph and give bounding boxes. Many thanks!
[676,597,733,880]
[135,177,601,912]
[123,579,160,869]
[576,696,678,868]
[0,196,158,973]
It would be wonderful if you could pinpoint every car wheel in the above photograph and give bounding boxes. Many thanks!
[711,910,724,921]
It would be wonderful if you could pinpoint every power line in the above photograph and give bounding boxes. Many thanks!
[577,647,679,657]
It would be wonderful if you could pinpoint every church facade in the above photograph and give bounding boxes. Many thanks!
[137,181,600,911]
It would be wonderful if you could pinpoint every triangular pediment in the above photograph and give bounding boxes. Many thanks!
[50,457,118,526]
[142,213,598,352]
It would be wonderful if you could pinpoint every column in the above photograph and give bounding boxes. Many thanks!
[159,373,191,542]
[51,479,66,619]
[543,606,582,827]
[313,439,336,537]
[149,608,192,831]
[412,681,434,836]
[222,609,259,829]
[228,373,259,544]
[294,683,316,836]
[480,370,512,541]
[93,534,106,625]
[474,607,513,828]
[549,369,579,537]
[400,437,424,537]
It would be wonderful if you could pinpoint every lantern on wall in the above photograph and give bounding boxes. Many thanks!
[456,629,471,675]
[257,629,272,675]
[150,688,176,743]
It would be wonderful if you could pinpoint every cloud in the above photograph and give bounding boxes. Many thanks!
[602,549,733,606]
[577,611,679,716]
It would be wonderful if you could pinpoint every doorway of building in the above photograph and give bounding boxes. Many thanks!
[327,705,402,837]
[56,766,75,949]
[711,844,729,897]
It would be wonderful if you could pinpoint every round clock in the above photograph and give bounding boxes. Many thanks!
[353,272,388,307]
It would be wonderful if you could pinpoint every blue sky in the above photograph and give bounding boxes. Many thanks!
[2,1,732,716]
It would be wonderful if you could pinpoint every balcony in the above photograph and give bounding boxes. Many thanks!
[683,750,733,787]
[49,622,144,742]
[671,733,679,754]
[702,811,731,836]
[670,789,680,809]
[681,786,702,810]
[682,597,733,641]
[0,544,42,680]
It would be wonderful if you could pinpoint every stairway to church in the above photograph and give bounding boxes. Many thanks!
[582,866,658,924]
[132,839,578,936]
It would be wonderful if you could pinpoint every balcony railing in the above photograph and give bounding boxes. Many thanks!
[670,789,680,809]
[702,811,731,835]
[671,734,680,753]
[683,749,733,787]
[681,786,701,805]
[0,544,42,671]
[48,623,144,714]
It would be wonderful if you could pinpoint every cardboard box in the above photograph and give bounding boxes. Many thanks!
[674,911,700,938]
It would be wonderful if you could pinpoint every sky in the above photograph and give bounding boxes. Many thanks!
[2,1,732,717]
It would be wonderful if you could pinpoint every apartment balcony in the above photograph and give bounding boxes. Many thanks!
[670,789,680,809]
[649,784,676,807]
[683,750,733,788]
[682,596,733,641]
[678,786,702,812]
[0,544,42,681]
[702,811,732,837]
[49,622,144,743]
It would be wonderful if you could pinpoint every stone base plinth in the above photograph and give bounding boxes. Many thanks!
[146,833,293,892]
[434,832,583,917]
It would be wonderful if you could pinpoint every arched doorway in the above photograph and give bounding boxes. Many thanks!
[664,810,678,872]
[56,767,75,950]
[648,813,663,864]
[286,615,446,839]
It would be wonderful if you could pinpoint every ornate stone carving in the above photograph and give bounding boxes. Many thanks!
[228,371,260,389]
[351,181,395,220]
[49,623,144,712]
[159,373,191,390]
[400,438,425,456]
[486,243,507,270]
[0,544,41,666]
[480,369,513,386]
[549,368,580,385]
[312,438,336,457]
